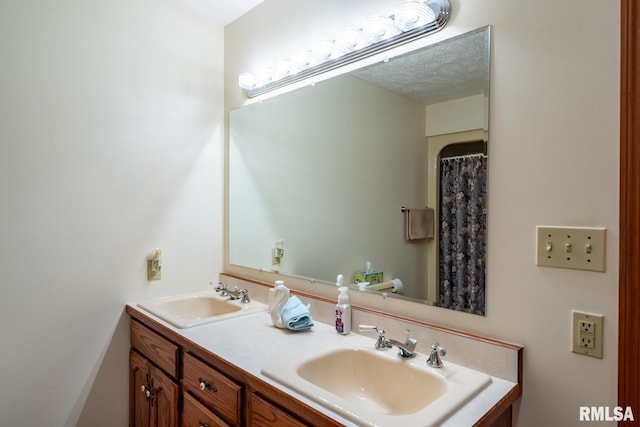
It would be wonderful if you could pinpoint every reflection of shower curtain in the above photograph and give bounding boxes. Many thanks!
[439,154,487,315]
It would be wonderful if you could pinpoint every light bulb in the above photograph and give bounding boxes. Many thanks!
[254,66,272,87]
[290,49,312,70]
[271,58,293,79]
[335,29,373,52]
[310,40,347,64]
[394,1,436,30]
[363,15,402,41]
[238,72,255,89]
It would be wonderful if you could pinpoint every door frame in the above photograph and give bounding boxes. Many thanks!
[619,0,639,423]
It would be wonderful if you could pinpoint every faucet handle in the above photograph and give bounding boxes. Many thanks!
[358,325,391,350]
[358,325,385,335]
[239,288,250,303]
[427,343,446,368]
[214,282,229,296]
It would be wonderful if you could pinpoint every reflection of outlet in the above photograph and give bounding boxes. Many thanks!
[272,239,284,265]
[572,311,603,358]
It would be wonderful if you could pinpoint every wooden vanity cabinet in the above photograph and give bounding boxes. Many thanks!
[128,308,512,427]
[129,320,180,427]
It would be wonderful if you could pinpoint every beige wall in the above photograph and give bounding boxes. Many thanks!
[229,75,429,298]
[225,1,620,426]
[0,0,224,425]
[426,94,488,136]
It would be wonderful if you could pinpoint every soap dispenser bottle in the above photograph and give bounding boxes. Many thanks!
[335,286,351,335]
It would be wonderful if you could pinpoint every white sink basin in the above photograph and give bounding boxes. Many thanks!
[261,335,491,426]
[137,291,267,328]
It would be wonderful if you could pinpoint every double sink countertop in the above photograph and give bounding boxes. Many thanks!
[127,301,517,427]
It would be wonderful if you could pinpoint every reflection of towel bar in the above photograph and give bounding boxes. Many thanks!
[366,282,394,292]
[401,206,427,212]
[366,279,403,293]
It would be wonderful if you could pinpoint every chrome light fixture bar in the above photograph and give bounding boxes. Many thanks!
[239,0,451,98]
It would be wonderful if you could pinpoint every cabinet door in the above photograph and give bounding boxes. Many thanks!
[249,393,310,427]
[149,364,179,427]
[183,393,230,427]
[130,351,150,427]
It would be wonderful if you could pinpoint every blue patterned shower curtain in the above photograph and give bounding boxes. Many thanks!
[438,154,487,315]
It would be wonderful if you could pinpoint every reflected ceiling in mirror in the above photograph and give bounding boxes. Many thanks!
[228,26,490,312]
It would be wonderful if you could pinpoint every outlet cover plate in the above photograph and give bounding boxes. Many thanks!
[572,311,603,358]
[536,226,606,272]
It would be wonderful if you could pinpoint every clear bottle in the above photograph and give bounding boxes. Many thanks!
[335,286,351,335]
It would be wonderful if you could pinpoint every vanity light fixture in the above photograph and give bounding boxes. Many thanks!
[238,0,451,97]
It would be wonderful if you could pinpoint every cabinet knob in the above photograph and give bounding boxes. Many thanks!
[198,422,210,427]
[199,378,217,392]
[140,385,151,399]
[141,385,150,398]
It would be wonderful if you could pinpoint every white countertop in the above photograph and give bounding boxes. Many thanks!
[128,304,517,426]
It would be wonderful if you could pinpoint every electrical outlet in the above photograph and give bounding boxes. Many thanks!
[580,335,595,349]
[579,320,594,334]
[572,311,603,358]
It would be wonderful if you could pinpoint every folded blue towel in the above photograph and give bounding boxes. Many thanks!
[280,296,314,331]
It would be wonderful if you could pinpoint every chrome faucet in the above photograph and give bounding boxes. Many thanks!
[387,330,417,359]
[426,343,447,368]
[214,282,250,303]
[359,325,417,359]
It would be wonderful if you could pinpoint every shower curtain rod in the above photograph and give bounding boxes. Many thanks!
[440,152,488,161]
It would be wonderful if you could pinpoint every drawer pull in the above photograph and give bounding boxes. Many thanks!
[199,378,217,392]
[198,421,210,427]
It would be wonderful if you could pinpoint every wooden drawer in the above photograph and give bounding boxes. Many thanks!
[183,352,242,426]
[182,392,230,427]
[249,393,310,427]
[130,320,179,380]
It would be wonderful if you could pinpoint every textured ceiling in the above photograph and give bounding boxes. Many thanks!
[352,28,490,105]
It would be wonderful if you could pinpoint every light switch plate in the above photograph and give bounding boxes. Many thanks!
[536,226,606,272]
[572,311,603,358]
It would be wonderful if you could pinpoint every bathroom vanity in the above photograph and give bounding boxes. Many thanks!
[127,274,522,427]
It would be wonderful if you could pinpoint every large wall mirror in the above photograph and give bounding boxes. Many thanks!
[229,26,491,315]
